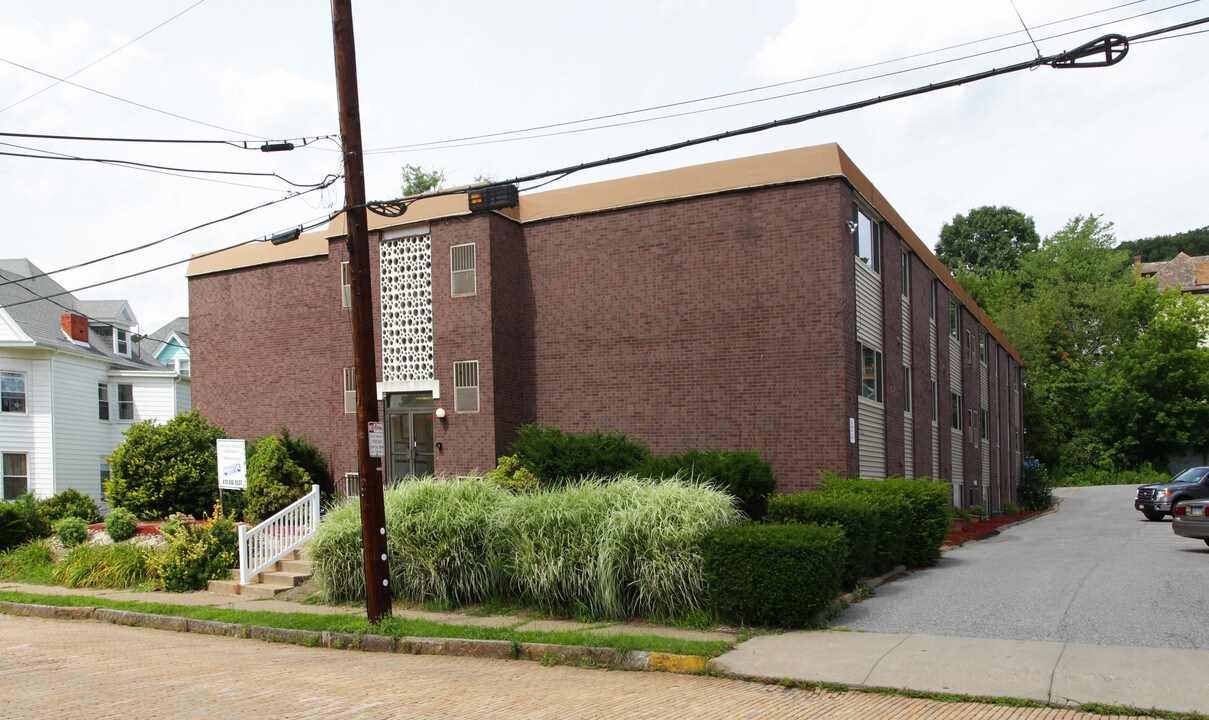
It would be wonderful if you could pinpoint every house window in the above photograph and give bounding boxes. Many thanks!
[902,365,912,413]
[340,261,352,309]
[981,408,989,440]
[2,453,27,499]
[175,358,191,377]
[901,250,910,297]
[931,381,938,424]
[114,328,130,356]
[929,279,937,319]
[949,303,959,337]
[450,243,477,297]
[951,392,963,430]
[343,368,356,414]
[98,383,109,420]
[343,472,360,498]
[856,341,883,403]
[1,372,26,413]
[454,361,480,413]
[979,331,987,364]
[100,460,111,495]
[854,206,880,272]
[117,383,134,420]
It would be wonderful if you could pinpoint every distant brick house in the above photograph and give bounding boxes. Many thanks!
[187,144,1024,510]
[1136,252,1209,294]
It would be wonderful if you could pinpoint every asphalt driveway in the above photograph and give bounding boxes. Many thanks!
[834,485,1209,650]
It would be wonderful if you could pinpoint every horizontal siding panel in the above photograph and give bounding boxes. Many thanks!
[52,355,119,501]
[949,337,961,392]
[952,429,964,485]
[0,352,53,497]
[855,263,882,347]
[904,415,914,478]
[901,302,912,365]
[858,401,885,479]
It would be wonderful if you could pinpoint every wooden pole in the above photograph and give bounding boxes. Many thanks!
[329,0,391,623]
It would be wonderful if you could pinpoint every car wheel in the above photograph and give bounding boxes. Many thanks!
[1142,510,1166,521]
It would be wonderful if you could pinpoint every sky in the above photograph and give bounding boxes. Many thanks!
[1,0,1206,333]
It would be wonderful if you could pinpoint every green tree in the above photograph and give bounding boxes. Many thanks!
[937,205,1040,276]
[1117,226,1209,262]
[244,437,311,523]
[400,164,445,196]
[106,409,227,519]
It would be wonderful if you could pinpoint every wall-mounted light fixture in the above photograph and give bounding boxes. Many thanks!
[434,407,446,419]
[845,220,858,235]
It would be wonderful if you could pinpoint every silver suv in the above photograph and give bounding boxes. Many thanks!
[1135,467,1209,521]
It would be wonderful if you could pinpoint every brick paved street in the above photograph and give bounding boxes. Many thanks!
[0,615,1149,719]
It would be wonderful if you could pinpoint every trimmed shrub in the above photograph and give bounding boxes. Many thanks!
[637,449,776,520]
[275,426,335,501]
[11,493,50,540]
[485,455,539,493]
[0,502,32,552]
[820,477,950,568]
[244,437,311,523]
[702,522,847,628]
[106,409,228,519]
[1002,501,1021,515]
[767,491,908,586]
[105,507,139,542]
[40,488,102,525]
[154,513,238,592]
[54,516,88,548]
[1018,458,1054,511]
[511,424,649,485]
[55,543,157,589]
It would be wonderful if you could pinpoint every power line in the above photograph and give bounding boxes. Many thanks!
[0,55,266,139]
[0,215,335,312]
[0,141,339,189]
[0,178,340,291]
[0,0,209,115]
[0,130,337,150]
[367,18,1204,214]
[358,0,1177,155]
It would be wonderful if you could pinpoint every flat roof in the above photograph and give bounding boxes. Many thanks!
[186,143,1020,362]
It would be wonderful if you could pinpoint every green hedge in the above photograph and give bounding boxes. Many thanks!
[1018,459,1054,511]
[766,491,908,586]
[0,503,31,552]
[819,477,949,568]
[702,522,846,628]
[511,425,649,485]
[637,449,775,520]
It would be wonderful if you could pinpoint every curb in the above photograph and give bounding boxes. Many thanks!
[0,601,703,673]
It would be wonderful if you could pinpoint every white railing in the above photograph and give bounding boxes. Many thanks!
[238,484,320,586]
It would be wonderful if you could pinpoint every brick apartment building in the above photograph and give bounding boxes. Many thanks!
[187,143,1023,510]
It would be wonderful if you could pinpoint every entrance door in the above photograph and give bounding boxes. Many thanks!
[385,392,435,482]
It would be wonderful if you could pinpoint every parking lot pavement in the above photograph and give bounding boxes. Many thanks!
[0,614,1143,720]
[834,485,1209,650]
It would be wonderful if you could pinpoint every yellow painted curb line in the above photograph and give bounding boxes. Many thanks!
[648,652,708,673]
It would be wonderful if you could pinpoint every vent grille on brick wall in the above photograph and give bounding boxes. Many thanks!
[450,243,476,297]
[454,360,479,413]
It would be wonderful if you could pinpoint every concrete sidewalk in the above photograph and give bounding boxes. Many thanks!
[712,629,1209,715]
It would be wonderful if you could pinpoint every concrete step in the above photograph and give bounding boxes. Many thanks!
[207,579,241,595]
[278,559,311,574]
[257,570,307,588]
[238,583,289,599]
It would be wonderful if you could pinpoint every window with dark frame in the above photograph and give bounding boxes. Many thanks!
[854,205,881,272]
[117,383,134,420]
[98,383,109,420]
[949,303,959,337]
[2,453,28,499]
[951,392,963,430]
[981,408,989,440]
[856,341,883,403]
[901,250,910,297]
[931,380,938,423]
[930,279,937,319]
[902,365,912,413]
[1,371,26,413]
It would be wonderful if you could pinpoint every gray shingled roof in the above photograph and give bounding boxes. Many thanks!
[1149,252,1209,293]
[0,259,168,371]
[139,317,190,359]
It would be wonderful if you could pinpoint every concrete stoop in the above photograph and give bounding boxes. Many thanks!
[207,549,311,598]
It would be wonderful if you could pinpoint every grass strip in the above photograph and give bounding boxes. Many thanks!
[0,590,731,658]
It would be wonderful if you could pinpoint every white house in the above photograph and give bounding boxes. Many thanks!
[0,259,191,503]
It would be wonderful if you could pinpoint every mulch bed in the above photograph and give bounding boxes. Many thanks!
[943,511,1040,547]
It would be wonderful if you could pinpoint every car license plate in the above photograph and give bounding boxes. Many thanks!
[1190,506,1206,517]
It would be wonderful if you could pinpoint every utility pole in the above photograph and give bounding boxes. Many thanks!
[329,0,391,623]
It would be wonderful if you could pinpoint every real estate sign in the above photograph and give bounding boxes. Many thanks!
[217,438,247,490]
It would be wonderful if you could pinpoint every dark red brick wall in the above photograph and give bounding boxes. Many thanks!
[881,224,905,477]
[487,214,536,458]
[521,181,851,492]
[841,188,861,479]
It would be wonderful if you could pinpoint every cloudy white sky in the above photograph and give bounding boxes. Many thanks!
[1,1,1206,332]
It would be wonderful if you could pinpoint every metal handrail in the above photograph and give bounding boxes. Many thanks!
[237,484,320,586]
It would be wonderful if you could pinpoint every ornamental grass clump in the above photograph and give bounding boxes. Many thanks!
[308,497,365,603]
[55,543,157,589]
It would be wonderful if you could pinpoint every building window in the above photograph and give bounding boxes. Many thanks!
[979,331,987,364]
[1,371,26,413]
[949,303,959,337]
[2,453,27,499]
[931,381,938,424]
[901,250,910,297]
[98,383,109,420]
[902,365,912,413]
[175,358,191,377]
[343,368,356,414]
[343,472,360,497]
[951,392,963,430]
[454,361,480,413]
[981,408,989,440]
[100,460,111,495]
[117,384,134,420]
[340,261,352,309]
[450,243,477,297]
[114,328,130,356]
[854,206,880,272]
[856,341,883,403]
[930,279,937,319]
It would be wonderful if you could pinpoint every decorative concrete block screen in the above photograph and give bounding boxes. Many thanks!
[380,233,434,382]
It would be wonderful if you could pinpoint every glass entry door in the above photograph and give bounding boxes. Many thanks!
[385,392,435,482]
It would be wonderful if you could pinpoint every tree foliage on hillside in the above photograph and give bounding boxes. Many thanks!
[1117,226,1209,262]
[963,214,1209,471]
[937,205,1040,276]
[400,164,445,196]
